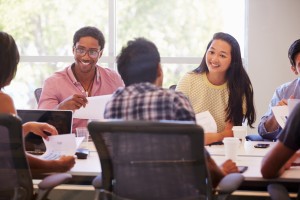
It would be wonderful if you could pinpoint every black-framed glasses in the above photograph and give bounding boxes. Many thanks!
[74,47,101,58]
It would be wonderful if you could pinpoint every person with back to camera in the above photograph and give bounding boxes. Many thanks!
[104,37,239,188]
[38,26,124,132]
[176,32,256,145]
[0,31,75,174]
[258,39,300,141]
[261,103,300,178]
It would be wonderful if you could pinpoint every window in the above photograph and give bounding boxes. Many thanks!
[1,0,245,109]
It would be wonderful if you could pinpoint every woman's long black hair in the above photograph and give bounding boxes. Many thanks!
[193,32,256,127]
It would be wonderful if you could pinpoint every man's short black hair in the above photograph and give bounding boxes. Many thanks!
[117,37,160,86]
[73,26,105,50]
[288,39,300,66]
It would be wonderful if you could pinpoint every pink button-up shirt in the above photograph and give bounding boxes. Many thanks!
[38,65,124,133]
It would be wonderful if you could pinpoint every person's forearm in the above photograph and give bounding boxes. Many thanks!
[204,129,233,145]
[264,115,279,133]
[261,157,284,178]
[261,142,295,178]
[27,154,55,174]
[207,156,225,188]
[22,123,32,136]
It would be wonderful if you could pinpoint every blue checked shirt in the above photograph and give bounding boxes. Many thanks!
[104,82,196,121]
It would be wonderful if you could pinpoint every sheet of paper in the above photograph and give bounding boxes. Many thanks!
[195,111,217,133]
[288,99,300,115]
[271,105,288,129]
[40,134,77,160]
[73,94,112,120]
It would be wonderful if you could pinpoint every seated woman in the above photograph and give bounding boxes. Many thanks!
[177,32,256,145]
[0,31,75,174]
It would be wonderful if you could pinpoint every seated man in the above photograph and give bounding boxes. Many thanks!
[258,39,300,140]
[38,26,124,132]
[104,37,238,187]
[261,103,300,178]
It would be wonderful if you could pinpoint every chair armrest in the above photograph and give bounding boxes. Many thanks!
[92,175,102,189]
[38,173,72,189]
[215,173,244,194]
[36,173,72,200]
[267,184,291,200]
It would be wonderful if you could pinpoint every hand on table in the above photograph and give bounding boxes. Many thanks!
[220,159,239,175]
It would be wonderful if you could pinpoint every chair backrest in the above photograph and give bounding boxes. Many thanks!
[169,84,177,90]
[0,114,34,200]
[88,120,213,200]
[34,88,42,103]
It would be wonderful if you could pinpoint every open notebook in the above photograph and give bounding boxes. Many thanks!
[17,109,73,154]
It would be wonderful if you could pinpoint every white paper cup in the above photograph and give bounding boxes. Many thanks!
[232,126,247,144]
[76,127,89,142]
[223,137,240,161]
[243,140,254,154]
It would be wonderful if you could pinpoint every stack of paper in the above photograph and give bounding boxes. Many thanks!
[39,134,84,160]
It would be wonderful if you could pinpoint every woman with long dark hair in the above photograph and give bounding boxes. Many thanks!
[177,32,256,145]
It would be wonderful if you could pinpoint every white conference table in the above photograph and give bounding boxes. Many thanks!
[33,142,100,188]
[206,140,275,157]
[70,141,275,177]
[208,141,300,192]
[69,142,100,177]
[212,155,300,183]
[44,141,300,192]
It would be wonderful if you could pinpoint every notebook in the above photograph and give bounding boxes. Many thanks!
[17,109,73,153]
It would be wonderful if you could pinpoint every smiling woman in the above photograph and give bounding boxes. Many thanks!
[176,32,255,145]
[0,0,245,109]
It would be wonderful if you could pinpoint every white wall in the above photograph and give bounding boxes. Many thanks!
[247,0,300,133]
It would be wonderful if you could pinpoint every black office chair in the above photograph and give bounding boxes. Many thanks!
[88,120,244,200]
[169,84,177,90]
[267,183,298,200]
[34,88,42,103]
[0,114,72,200]
[268,183,290,200]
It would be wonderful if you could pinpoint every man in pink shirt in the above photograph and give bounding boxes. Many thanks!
[38,26,124,132]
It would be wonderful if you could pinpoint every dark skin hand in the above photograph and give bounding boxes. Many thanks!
[57,94,88,111]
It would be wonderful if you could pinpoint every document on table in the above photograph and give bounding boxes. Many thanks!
[195,111,217,133]
[73,94,112,120]
[39,134,84,160]
[288,99,300,115]
[271,105,288,128]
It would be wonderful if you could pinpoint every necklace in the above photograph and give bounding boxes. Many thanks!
[72,67,96,97]
[84,73,95,96]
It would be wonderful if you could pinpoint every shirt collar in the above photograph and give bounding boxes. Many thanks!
[67,63,100,84]
[67,64,78,84]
